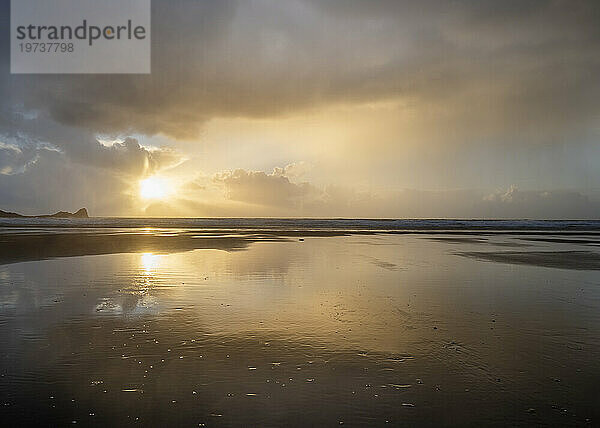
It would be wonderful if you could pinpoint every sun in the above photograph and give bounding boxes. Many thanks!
[139,176,170,200]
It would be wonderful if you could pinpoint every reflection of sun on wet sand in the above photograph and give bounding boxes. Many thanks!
[0,230,278,265]
[2,219,600,267]
[1,225,600,426]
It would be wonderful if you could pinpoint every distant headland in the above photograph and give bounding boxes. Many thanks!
[0,208,89,218]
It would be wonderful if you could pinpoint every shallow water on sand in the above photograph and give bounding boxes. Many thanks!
[0,233,599,426]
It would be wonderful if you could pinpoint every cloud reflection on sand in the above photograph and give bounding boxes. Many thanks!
[0,232,599,425]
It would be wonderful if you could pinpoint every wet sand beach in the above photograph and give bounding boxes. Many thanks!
[1,219,599,426]
[457,250,600,270]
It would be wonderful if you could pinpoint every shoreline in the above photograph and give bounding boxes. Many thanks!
[1,227,600,270]
[1,217,600,232]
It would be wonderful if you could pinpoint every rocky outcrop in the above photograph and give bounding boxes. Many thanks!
[47,208,89,218]
[0,208,89,218]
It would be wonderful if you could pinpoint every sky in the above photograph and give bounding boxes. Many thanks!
[0,0,599,218]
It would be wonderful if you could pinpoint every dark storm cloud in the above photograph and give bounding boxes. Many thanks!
[0,143,41,175]
[0,148,135,215]
[0,108,181,177]
[0,0,598,141]
[67,137,182,177]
